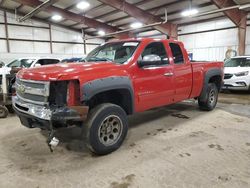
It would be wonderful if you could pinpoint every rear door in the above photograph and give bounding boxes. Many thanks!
[169,42,192,102]
[134,41,175,111]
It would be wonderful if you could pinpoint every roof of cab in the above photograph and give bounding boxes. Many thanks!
[106,37,180,44]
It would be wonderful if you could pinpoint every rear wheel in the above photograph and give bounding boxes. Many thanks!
[0,105,8,118]
[83,103,128,155]
[198,83,218,111]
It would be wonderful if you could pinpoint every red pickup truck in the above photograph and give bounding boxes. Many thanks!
[13,38,224,155]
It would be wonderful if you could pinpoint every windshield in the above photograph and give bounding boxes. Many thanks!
[225,58,250,67]
[7,59,35,68]
[85,41,140,64]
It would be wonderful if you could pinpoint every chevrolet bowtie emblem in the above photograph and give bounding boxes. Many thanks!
[18,84,26,94]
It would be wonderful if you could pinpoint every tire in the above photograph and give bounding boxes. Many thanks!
[0,105,9,118]
[83,103,128,155]
[6,105,15,114]
[198,83,218,111]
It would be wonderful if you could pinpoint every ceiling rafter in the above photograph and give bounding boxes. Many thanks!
[211,0,248,26]
[134,11,250,37]
[63,3,107,26]
[0,6,91,34]
[102,0,186,24]
[85,4,106,14]
[19,0,59,22]
[15,4,24,11]
[12,0,128,38]
[98,0,178,38]
[116,2,213,29]
[93,0,154,20]
[211,0,248,55]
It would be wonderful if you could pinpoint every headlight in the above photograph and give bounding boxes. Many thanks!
[234,71,249,77]
[29,106,51,120]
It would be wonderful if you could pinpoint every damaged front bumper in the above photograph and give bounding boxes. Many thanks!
[13,96,89,129]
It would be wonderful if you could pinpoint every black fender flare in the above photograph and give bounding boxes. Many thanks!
[82,76,134,113]
[199,68,222,102]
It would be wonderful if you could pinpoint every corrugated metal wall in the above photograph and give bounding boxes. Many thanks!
[178,19,250,61]
[0,10,104,63]
[137,18,249,61]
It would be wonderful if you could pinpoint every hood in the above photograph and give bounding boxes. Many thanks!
[224,67,250,74]
[17,62,127,81]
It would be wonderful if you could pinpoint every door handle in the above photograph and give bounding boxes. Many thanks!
[164,72,174,77]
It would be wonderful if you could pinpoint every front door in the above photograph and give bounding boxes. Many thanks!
[133,42,175,112]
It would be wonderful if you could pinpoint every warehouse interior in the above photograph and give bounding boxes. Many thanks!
[0,0,250,188]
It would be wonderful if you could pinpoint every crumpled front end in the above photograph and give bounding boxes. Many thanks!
[13,78,89,130]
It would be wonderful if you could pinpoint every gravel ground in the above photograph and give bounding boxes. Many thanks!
[0,92,249,188]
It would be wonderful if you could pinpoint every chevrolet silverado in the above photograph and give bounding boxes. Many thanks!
[13,38,224,155]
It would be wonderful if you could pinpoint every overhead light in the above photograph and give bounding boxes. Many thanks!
[98,30,105,36]
[181,9,199,17]
[130,22,143,29]
[51,14,62,21]
[76,1,90,10]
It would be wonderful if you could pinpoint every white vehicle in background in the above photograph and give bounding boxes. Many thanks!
[0,57,61,75]
[223,56,250,91]
[1,57,61,104]
[6,57,61,69]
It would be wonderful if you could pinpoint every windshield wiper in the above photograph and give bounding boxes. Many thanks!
[86,57,113,62]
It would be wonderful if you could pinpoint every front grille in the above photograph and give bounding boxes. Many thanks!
[17,92,47,103]
[16,78,50,105]
[224,74,233,79]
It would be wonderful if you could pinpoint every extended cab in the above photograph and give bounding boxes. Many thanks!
[13,38,224,155]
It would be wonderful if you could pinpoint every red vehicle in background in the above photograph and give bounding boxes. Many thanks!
[13,38,224,155]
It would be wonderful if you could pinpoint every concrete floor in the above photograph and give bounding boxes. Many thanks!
[0,92,249,188]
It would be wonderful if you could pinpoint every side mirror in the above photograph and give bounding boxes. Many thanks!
[34,63,41,67]
[138,54,163,68]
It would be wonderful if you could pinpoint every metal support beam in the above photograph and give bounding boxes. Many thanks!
[85,4,107,15]
[3,11,10,53]
[98,0,178,39]
[19,0,59,22]
[13,0,129,38]
[82,30,87,55]
[94,0,154,20]
[16,4,24,10]
[211,0,248,55]
[49,24,53,54]
[238,14,247,56]
[0,7,81,32]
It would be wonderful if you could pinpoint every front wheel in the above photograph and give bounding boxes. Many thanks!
[83,103,128,155]
[198,83,218,111]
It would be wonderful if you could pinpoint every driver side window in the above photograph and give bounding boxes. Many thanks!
[141,42,169,65]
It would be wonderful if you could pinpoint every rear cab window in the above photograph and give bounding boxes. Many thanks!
[169,43,184,64]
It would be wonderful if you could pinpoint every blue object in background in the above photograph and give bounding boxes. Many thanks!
[188,53,193,61]
[61,57,83,63]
